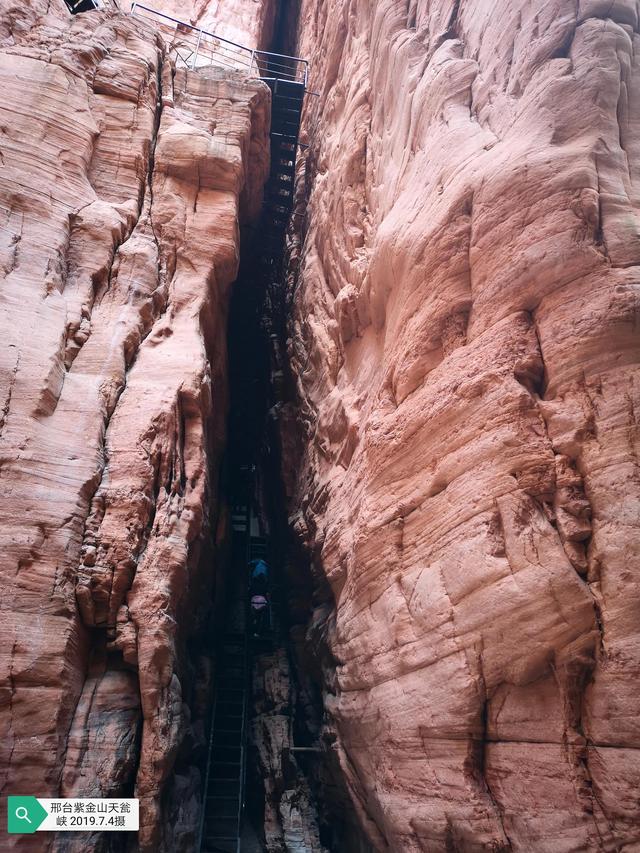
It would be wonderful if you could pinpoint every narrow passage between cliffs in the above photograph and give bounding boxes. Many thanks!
[194,29,340,851]
[196,180,332,852]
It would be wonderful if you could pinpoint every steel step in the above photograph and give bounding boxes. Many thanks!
[202,837,236,853]
[207,787,240,801]
[211,761,241,776]
[273,79,306,96]
[214,688,244,700]
[213,733,242,747]
[214,716,243,732]
[205,797,238,818]
[218,678,245,690]
[204,817,238,836]
[211,746,241,760]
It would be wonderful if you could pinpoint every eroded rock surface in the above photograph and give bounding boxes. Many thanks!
[0,3,269,850]
[2,0,639,850]
[154,0,278,51]
[283,1,640,850]
[251,643,327,852]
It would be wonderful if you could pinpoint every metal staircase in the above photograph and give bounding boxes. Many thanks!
[261,78,305,260]
[199,501,251,853]
[199,497,275,852]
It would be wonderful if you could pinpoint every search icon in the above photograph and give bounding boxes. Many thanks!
[15,807,32,824]
[8,796,48,833]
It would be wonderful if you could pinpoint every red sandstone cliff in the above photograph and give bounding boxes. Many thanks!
[283,0,640,850]
[0,2,270,850]
[0,0,639,851]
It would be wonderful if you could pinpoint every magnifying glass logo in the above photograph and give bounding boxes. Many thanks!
[15,806,32,824]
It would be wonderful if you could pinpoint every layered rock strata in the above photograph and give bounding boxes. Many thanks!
[0,3,269,850]
[283,1,640,850]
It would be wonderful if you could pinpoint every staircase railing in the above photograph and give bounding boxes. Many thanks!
[197,496,252,853]
[130,3,308,85]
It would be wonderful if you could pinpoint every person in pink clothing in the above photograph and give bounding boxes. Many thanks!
[250,593,269,636]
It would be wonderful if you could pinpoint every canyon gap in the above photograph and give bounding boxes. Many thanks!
[0,1,638,852]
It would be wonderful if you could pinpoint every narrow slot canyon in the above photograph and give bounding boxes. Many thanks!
[210,106,368,850]
[213,251,327,852]
[0,0,639,852]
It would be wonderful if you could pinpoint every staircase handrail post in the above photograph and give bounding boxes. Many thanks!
[193,25,203,70]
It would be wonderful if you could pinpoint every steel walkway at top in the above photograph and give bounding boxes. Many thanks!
[63,0,120,11]
[63,2,308,85]
[130,3,308,85]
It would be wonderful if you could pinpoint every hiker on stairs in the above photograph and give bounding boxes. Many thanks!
[250,592,269,637]
[249,557,269,593]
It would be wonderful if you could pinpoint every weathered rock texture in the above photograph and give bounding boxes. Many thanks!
[0,2,269,850]
[251,645,326,853]
[283,0,640,850]
[154,0,277,52]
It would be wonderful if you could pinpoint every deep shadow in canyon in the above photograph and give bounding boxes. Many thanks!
[208,211,367,850]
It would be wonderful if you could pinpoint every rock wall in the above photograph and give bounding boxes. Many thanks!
[251,645,326,852]
[284,0,640,850]
[2,0,639,850]
[0,2,270,850]
[153,0,278,52]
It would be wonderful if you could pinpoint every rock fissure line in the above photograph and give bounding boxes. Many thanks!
[1,640,19,797]
[478,711,513,852]
[74,46,169,630]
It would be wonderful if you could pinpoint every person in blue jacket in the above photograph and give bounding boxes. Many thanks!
[249,558,269,594]
[248,559,270,636]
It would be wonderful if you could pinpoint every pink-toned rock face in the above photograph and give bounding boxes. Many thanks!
[285,0,640,849]
[0,3,269,851]
[2,0,639,849]
[139,0,277,50]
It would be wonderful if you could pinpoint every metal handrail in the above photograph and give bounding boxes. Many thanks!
[130,3,308,85]
[131,3,246,49]
[196,653,218,852]
[237,507,252,853]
